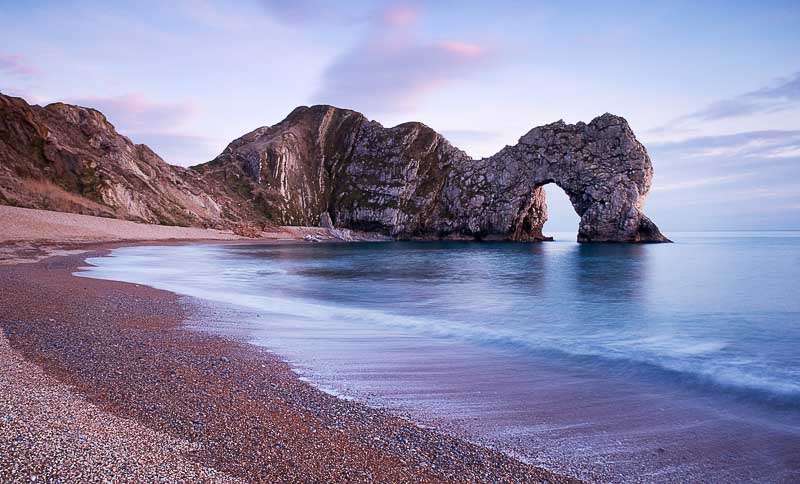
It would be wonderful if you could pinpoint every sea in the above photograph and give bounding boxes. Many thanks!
[77,232,800,482]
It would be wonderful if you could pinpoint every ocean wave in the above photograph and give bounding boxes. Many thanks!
[77,243,800,408]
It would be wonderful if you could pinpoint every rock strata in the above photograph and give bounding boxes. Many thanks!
[1,93,668,242]
[199,105,669,242]
[0,94,262,229]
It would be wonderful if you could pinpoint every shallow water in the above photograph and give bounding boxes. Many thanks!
[78,232,800,482]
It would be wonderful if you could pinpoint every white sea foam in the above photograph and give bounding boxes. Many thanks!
[77,241,800,402]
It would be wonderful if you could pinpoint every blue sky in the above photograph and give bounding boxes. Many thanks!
[1,0,798,231]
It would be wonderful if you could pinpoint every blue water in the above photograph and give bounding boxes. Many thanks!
[78,232,800,481]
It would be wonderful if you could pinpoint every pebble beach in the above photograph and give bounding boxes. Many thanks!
[0,207,573,482]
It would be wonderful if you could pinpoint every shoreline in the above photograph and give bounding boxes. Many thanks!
[0,242,575,482]
[0,204,392,266]
[71,238,800,482]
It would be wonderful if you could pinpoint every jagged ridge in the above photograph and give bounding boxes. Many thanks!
[0,93,668,242]
[0,93,266,230]
[195,104,668,242]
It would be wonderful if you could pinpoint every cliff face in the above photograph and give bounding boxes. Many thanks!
[0,94,260,229]
[197,105,668,242]
[194,106,471,235]
[0,93,668,242]
[442,114,666,242]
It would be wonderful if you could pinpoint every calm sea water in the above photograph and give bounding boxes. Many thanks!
[78,232,800,482]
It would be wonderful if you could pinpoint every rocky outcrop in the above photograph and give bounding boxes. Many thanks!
[197,105,669,242]
[0,93,668,242]
[441,114,668,242]
[0,93,266,229]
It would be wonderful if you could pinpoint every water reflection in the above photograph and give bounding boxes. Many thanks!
[77,236,800,482]
[571,243,649,301]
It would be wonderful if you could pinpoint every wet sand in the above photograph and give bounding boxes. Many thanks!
[0,246,573,482]
[202,300,800,483]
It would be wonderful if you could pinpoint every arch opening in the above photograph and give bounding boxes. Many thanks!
[542,183,580,240]
[509,181,582,242]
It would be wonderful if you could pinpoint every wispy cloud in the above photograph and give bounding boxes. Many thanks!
[1,54,45,107]
[686,71,800,121]
[665,185,800,206]
[311,3,495,113]
[0,53,39,77]
[654,71,800,132]
[68,93,215,165]
[70,93,200,132]
[258,0,363,26]
[650,130,800,161]
[0,87,46,105]
[646,128,800,226]
[652,173,755,192]
[133,132,223,166]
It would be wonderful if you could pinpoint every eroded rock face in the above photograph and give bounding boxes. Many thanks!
[442,114,668,242]
[198,105,669,242]
[1,93,668,242]
[0,93,263,229]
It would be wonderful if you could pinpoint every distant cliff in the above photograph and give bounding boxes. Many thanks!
[0,93,668,242]
[0,93,265,231]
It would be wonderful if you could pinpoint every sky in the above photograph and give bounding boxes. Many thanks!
[1,0,799,232]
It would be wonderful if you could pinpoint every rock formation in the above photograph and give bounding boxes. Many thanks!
[0,93,265,229]
[197,105,669,242]
[0,93,669,242]
[443,114,667,242]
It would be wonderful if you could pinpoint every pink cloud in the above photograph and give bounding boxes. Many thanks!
[312,3,495,113]
[439,40,485,58]
[382,4,419,27]
[67,93,216,165]
[70,93,200,132]
[0,53,40,77]
[258,0,360,26]
[0,87,46,105]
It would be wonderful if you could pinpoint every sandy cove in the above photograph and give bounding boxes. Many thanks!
[0,206,575,482]
[0,205,381,266]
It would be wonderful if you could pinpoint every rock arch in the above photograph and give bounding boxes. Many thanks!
[438,113,669,242]
[200,105,669,243]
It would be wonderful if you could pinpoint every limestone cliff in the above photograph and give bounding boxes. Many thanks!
[0,93,668,242]
[196,105,669,242]
[0,93,263,229]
